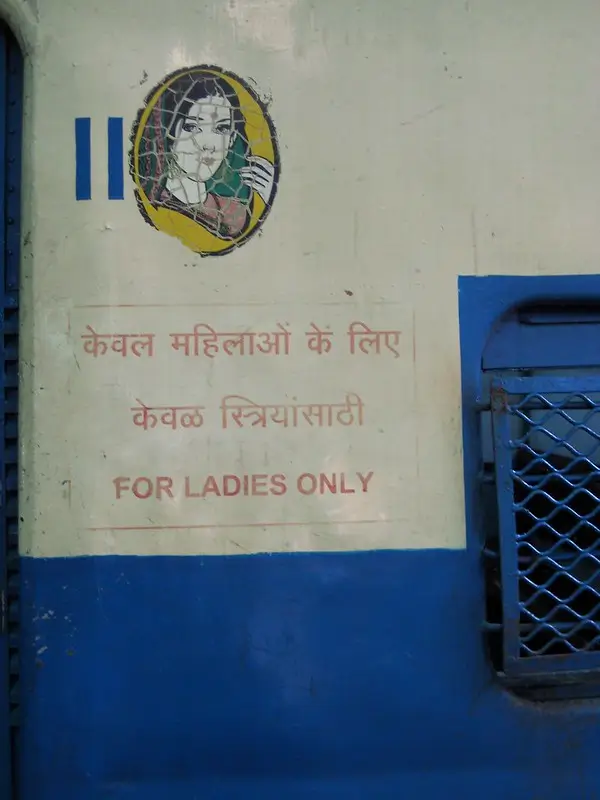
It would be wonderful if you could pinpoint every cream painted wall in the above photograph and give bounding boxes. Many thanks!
[8,0,600,556]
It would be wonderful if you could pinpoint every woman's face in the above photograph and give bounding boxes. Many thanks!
[171,95,234,182]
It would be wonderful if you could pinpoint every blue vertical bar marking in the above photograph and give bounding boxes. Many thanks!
[75,117,91,200]
[107,117,124,200]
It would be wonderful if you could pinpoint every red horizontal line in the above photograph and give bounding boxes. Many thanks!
[86,518,394,532]
[75,302,349,309]
[73,301,402,309]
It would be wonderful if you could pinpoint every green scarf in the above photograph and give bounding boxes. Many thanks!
[205,134,250,200]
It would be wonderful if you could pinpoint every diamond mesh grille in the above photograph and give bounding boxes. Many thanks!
[491,378,600,674]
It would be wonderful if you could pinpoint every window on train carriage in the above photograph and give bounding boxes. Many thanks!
[479,300,600,700]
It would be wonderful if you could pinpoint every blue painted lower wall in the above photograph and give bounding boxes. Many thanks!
[19,550,600,799]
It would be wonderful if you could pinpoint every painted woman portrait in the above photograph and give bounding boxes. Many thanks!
[130,66,280,257]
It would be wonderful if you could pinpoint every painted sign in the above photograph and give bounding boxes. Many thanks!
[64,303,409,555]
[129,65,280,256]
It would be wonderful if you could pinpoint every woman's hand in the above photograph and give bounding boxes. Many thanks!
[240,156,276,205]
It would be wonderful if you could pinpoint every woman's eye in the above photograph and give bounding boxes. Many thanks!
[214,125,232,135]
[182,122,201,133]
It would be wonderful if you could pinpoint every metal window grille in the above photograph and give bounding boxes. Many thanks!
[490,375,600,680]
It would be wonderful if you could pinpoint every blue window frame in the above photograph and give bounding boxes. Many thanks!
[459,276,600,700]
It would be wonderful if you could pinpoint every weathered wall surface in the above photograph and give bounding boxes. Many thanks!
[17,0,600,558]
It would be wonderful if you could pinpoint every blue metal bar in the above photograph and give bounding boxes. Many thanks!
[492,375,600,396]
[491,390,522,671]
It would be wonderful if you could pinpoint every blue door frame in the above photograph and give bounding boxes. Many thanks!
[0,21,22,800]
